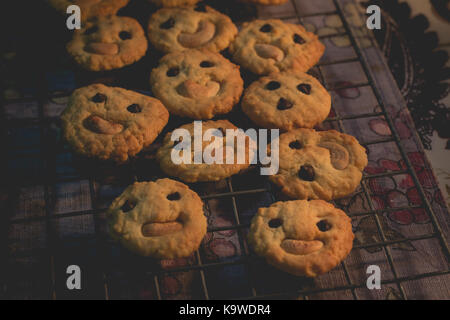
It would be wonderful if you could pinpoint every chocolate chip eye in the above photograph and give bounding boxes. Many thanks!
[260,24,273,33]
[194,4,207,12]
[127,104,142,113]
[84,26,98,35]
[289,140,302,149]
[119,31,132,40]
[268,218,283,228]
[121,200,136,212]
[160,18,175,29]
[265,81,281,91]
[298,165,315,181]
[294,34,306,44]
[167,192,181,201]
[277,98,293,110]
[200,61,214,68]
[297,83,311,95]
[167,67,180,77]
[92,93,107,103]
[317,220,332,232]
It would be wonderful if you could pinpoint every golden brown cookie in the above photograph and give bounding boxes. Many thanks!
[47,0,129,21]
[67,15,148,71]
[149,0,200,7]
[269,129,368,200]
[229,19,324,75]
[61,84,169,163]
[242,72,331,131]
[248,200,354,277]
[107,179,207,258]
[150,49,244,119]
[156,120,255,182]
[148,5,237,53]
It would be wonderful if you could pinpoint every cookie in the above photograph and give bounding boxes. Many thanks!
[150,49,244,119]
[156,120,254,182]
[229,19,324,75]
[248,200,354,277]
[147,5,238,53]
[269,129,368,200]
[240,0,289,5]
[47,0,129,21]
[107,179,207,258]
[67,15,148,71]
[149,0,200,7]
[242,72,331,131]
[61,84,169,163]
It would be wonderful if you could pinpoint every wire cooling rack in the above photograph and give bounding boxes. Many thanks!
[0,0,449,300]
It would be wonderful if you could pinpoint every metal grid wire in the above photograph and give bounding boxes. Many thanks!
[1,0,449,300]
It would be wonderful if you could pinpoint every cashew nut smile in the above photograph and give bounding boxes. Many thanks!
[141,221,183,237]
[83,115,124,135]
[178,20,216,48]
[318,142,350,170]
[254,43,285,62]
[177,80,221,99]
[85,42,119,55]
[280,239,324,255]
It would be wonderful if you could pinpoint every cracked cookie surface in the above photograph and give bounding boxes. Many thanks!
[67,15,147,71]
[47,0,129,21]
[148,5,237,53]
[150,49,243,119]
[107,179,207,258]
[242,72,331,131]
[248,200,354,277]
[61,84,169,163]
[269,129,368,200]
[230,19,324,75]
[157,120,255,182]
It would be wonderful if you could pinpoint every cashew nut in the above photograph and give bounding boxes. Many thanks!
[281,239,323,255]
[179,80,220,99]
[85,42,119,55]
[319,142,350,170]
[84,115,123,135]
[142,222,183,237]
[254,44,285,62]
[177,20,216,48]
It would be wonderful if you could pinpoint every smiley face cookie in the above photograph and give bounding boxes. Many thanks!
[156,120,255,182]
[150,49,244,119]
[269,129,368,200]
[47,0,129,21]
[229,19,324,75]
[67,15,147,71]
[61,84,169,163]
[148,5,237,53]
[149,0,200,7]
[107,179,207,258]
[242,72,331,131]
[248,200,354,277]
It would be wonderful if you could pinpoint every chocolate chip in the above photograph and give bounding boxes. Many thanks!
[127,104,141,113]
[92,93,107,103]
[297,83,311,94]
[268,218,283,228]
[289,140,302,149]
[160,18,175,29]
[119,31,132,40]
[84,26,98,35]
[167,192,181,201]
[260,24,273,33]
[121,200,136,212]
[265,81,281,91]
[194,4,207,12]
[294,34,305,44]
[200,61,214,68]
[167,67,180,77]
[317,220,332,232]
[277,98,293,110]
[298,165,315,181]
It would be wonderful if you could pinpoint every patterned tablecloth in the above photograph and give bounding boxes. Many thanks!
[0,0,448,300]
